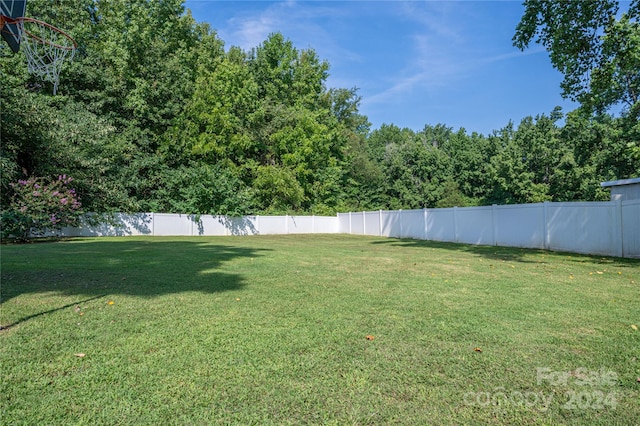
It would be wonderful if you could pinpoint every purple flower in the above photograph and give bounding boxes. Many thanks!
[60,198,68,205]
[52,191,59,196]
[33,191,41,197]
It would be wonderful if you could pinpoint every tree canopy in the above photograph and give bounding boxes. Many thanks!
[1,0,638,229]
[514,0,640,116]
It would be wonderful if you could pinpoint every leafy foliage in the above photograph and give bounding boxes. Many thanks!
[1,0,637,229]
[2,175,82,241]
[514,0,640,115]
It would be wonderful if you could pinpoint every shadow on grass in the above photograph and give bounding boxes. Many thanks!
[0,239,270,327]
[369,237,640,266]
[0,294,107,331]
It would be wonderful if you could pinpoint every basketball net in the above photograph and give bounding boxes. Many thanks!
[2,16,77,95]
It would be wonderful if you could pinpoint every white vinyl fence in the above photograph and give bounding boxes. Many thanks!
[59,200,639,258]
[338,200,640,259]
[62,214,339,237]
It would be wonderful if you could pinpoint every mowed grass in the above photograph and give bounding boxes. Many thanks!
[1,235,639,425]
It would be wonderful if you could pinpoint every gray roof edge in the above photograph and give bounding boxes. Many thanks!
[600,177,640,187]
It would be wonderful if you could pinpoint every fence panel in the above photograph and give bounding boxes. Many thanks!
[494,204,545,249]
[350,212,365,235]
[455,206,494,245]
[287,216,313,234]
[381,210,402,238]
[622,199,640,258]
[257,216,287,235]
[364,211,381,236]
[314,216,340,234]
[401,209,425,239]
[153,213,192,236]
[194,215,226,236]
[546,202,618,256]
[337,213,350,234]
[426,208,455,242]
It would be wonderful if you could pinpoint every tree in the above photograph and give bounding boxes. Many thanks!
[514,0,640,115]
[383,134,452,209]
[486,110,583,204]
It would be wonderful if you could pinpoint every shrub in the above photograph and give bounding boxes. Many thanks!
[1,175,82,241]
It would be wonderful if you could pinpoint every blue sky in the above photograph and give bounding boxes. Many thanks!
[184,0,579,135]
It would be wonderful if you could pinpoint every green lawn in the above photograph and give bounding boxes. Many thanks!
[1,235,639,425]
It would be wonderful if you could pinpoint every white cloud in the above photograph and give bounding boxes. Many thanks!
[363,1,544,107]
[220,1,353,54]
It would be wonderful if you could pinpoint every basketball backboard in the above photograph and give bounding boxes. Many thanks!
[1,0,27,53]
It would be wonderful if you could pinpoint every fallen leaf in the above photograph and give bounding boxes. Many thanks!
[632,324,638,331]
[75,305,81,313]
[366,335,375,341]
[107,301,115,305]
[79,312,84,316]
[474,347,482,352]
[596,271,604,275]
[74,353,86,358]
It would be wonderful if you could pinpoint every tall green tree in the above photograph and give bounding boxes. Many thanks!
[487,110,581,204]
[514,0,639,115]
[382,132,452,209]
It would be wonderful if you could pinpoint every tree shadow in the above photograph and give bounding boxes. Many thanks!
[67,213,154,236]
[0,295,106,331]
[0,239,269,328]
[370,237,640,266]
[370,238,561,263]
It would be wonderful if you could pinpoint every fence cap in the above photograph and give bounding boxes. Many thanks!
[600,177,640,188]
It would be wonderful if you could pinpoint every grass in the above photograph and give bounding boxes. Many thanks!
[1,234,639,425]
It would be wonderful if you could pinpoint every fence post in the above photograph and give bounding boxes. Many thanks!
[362,211,366,235]
[614,200,623,258]
[399,209,403,238]
[492,204,497,246]
[543,201,550,250]
[453,207,458,243]
[349,212,352,235]
[379,210,383,236]
[423,208,428,241]
[151,212,155,236]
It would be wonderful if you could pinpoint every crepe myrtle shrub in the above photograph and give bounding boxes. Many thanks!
[1,175,82,241]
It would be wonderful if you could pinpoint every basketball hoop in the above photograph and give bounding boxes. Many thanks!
[1,15,77,94]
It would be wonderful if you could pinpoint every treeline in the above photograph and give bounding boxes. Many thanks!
[1,0,638,218]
